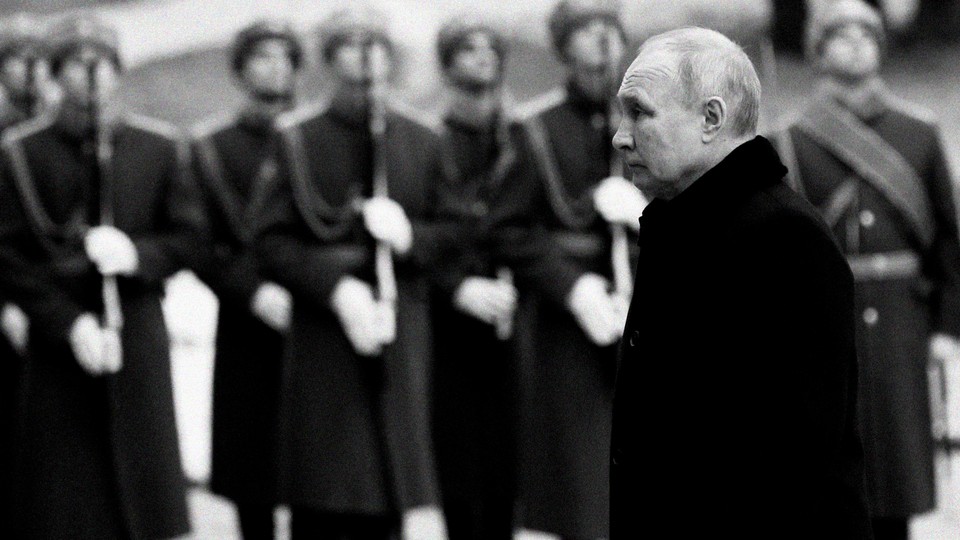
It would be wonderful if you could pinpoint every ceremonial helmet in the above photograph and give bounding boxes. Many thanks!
[315,6,392,65]
[231,19,303,74]
[0,13,46,62]
[547,0,625,60]
[436,17,508,74]
[805,0,885,61]
[46,15,120,72]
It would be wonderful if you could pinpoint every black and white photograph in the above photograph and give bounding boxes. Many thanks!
[1,0,959,538]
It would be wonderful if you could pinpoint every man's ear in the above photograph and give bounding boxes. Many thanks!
[701,96,726,143]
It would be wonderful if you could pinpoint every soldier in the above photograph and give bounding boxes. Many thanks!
[780,1,960,538]
[430,18,520,540]
[0,16,200,539]
[503,1,646,538]
[257,8,443,540]
[0,11,48,534]
[189,19,302,540]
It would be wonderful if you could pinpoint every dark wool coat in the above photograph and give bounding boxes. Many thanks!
[429,111,523,540]
[501,84,627,539]
[0,113,201,539]
[612,137,873,540]
[257,101,442,516]
[781,93,960,517]
[190,112,286,506]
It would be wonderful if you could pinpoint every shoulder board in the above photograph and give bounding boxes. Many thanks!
[189,112,236,140]
[275,100,328,133]
[511,87,568,123]
[388,99,441,133]
[0,112,54,148]
[884,95,937,126]
[122,113,181,140]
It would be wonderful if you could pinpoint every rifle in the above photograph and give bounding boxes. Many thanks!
[88,60,124,364]
[601,28,633,304]
[362,40,397,346]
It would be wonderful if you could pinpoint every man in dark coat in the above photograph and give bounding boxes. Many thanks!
[778,2,960,538]
[0,12,49,534]
[430,18,521,540]
[256,8,443,539]
[190,19,302,540]
[0,16,199,539]
[505,1,646,538]
[611,27,873,539]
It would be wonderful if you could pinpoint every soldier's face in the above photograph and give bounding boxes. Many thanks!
[613,50,707,201]
[329,37,391,86]
[447,32,501,92]
[0,51,48,100]
[565,20,625,100]
[57,48,120,109]
[819,23,881,81]
[240,39,297,101]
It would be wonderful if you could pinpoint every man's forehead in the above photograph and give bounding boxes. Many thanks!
[619,49,676,95]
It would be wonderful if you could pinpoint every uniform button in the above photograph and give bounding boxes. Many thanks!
[612,446,623,466]
[628,330,640,347]
[471,201,488,217]
[859,209,876,228]
[863,307,879,326]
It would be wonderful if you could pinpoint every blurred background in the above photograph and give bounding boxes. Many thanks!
[3,0,959,538]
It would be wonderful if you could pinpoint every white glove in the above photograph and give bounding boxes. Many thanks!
[453,276,518,326]
[69,313,121,376]
[593,176,647,231]
[84,225,139,276]
[1,303,29,355]
[402,505,448,540]
[361,197,413,255]
[567,273,621,346]
[330,276,384,357]
[251,281,292,332]
[930,332,960,367]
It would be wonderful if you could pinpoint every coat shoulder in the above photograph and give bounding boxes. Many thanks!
[122,113,182,142]
[189,112,236,142]
[275,101,328,134]
[511,88,567,124]
[389,100,441,135]
[0,112,55,150]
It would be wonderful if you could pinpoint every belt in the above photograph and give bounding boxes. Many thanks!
[550,231,606,259]
[847,251,921,281]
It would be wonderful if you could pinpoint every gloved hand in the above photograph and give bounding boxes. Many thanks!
[84,225,139,276]
[330,276,384,357]
[1,303,29,355]
[402,505,448,540]
[453,276,518,326]
[593,176,647,231]
[567,273,621,346]
[69,313,122,376]
[361,196,413,255]
[929,332,960,367]
[251,281,292,332]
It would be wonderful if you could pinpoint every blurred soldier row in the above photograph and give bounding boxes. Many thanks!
[0,1,957,540]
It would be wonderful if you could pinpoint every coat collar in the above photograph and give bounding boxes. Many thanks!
[639,136,787,240]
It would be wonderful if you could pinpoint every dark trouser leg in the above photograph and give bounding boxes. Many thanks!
[290,507,398,540]
[872,517,909,540]
[236,502,275,540]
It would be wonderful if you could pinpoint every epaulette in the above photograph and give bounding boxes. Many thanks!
[388,99,441,134]
[0,112,54,148]
[275,100,328,133]
[884,95,937,127]
[511,87,567,123]
[189,112,236,141]
[122,112,181,141]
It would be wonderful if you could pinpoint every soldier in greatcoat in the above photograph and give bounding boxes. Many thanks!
[0,16,200,539]
[256,8,444,539]
[503,1,646,538]
[430,18,521,540]
[189,19,302,540]
[779,1,960,538]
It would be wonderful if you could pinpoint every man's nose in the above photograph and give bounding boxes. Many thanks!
[612,120,633,151]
